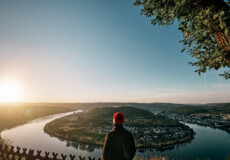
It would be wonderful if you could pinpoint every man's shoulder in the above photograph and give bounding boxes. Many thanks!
[124,127,132,134]
[108,127,132,135]
[125,128,134,138]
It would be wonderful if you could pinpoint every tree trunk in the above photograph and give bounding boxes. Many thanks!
[195,0,230,66]
[212,0,230,66]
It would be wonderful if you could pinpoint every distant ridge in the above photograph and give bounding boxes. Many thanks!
[1,102,230,112]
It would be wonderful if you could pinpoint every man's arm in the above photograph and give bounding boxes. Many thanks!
[101,133,111,160]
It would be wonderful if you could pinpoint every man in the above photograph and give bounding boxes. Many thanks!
[101,112,136,160]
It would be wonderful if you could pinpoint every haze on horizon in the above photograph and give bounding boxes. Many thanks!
[0,0,230,104]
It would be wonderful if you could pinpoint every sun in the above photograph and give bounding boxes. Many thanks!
[0,82,23,102]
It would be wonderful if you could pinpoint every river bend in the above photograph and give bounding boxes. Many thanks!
[1,111,230,160]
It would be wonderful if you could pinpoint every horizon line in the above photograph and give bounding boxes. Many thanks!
[0,101,229,105]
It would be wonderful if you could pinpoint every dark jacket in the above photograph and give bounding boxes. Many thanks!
[101,124,136,160]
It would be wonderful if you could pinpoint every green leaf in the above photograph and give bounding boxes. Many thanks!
[220,11,225,16]
[181,48,186,53]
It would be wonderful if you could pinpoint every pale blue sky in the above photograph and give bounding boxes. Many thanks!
[0,0,229,103]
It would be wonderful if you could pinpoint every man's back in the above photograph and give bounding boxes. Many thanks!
[102,124,136,160]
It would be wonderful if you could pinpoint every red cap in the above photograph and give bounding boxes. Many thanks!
[113,112,124,124]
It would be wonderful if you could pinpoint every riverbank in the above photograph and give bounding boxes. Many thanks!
[163,104,230,133]
[0,104,78,144]
[162,112,230,134]
[44,106,195,149]
[44,120,194,150]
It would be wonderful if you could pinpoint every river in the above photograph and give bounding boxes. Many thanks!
[1,110,230,160]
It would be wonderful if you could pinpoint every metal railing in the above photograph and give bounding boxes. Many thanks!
[0,144,101,160]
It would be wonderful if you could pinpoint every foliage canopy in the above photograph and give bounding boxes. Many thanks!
[134,0,230,79]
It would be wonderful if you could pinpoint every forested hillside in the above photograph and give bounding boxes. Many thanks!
[165,103,230,115]
[0,104,76,133]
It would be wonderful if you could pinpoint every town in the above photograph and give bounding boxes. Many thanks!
[91,125,194,147]
[162,112,230,133]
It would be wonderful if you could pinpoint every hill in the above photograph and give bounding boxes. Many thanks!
[1,102,179,111]
[44,106,194,148]
[165,103,230,115]
[0,104,78,144]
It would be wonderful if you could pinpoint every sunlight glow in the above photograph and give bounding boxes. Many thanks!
[0,82,23,102]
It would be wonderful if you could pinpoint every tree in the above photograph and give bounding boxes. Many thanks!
[134,0,230,79]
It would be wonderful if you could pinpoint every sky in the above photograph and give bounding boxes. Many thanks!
[0,0,229,104]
